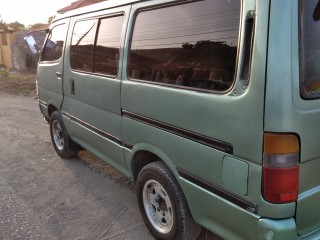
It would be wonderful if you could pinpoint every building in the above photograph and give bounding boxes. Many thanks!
[1,0,104,69]
[0,30,14,68]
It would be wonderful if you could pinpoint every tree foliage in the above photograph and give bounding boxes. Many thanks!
[48,16,55,24]
[176,40,237,70]
[0,15,9,31]
[7,21,25,31]
[27,23,48,31]
[0,15,25,31]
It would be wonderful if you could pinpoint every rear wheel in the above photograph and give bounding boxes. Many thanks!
[136,161,201,240]
[49,111,80,158]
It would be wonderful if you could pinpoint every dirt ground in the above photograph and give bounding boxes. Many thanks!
[0,72,37,96]
[0,72,221,239]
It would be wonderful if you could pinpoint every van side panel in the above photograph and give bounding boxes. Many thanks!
[34,0,320,238]
[120,0,298,239]
[123,0,295,216]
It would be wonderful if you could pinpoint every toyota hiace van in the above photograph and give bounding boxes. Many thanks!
[25,0,320,239]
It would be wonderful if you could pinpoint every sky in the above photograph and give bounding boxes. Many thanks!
[0,0,75,26]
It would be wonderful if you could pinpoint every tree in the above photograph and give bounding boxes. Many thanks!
[48,16,55,24]
[0,15,9,31]
[28,23,48,31]
[7,21,25,31]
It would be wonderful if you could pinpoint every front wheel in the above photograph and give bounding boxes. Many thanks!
[49,111,80,158]
[136,161,201,240]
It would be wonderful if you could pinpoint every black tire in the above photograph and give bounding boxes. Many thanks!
[136,161,201,240]
[49,111,80,158]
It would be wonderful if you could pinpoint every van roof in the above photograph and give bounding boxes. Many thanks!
[53,0,145,23]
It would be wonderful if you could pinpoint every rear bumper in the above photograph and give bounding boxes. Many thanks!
[259,218,320,240]
[259,218,298,240]
[179,176,301,239]
[299,228,320,240]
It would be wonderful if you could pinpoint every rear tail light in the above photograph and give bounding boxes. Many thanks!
[263,133,300,204]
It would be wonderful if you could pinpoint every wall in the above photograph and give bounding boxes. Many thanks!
[0,30,46,70]
[0,47,2,66]
[11,30,46,71]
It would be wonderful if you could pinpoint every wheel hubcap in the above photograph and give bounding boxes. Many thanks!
[52,120,64,151]
[143,179,173,234]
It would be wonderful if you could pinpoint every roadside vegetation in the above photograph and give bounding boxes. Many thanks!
[0,68,36,96]
[1,15,54,31]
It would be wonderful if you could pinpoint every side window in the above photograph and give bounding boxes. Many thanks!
[70,15,124,77]
[42,24,67,62]
[129,0,241,92]
[300,0,320,99]
[71,19,98,72]
[94,16,124,75]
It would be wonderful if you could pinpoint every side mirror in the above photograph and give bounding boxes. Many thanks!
[24,35,40,54]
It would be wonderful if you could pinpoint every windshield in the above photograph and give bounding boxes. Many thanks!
[300,0,320,99]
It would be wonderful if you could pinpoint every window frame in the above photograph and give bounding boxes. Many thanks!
[70,13,125,79]
[40,23,67,63]
[127,0,242,94]
[70,17,98,73]
[299,0,320,100]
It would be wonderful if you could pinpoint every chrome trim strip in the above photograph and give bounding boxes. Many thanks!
[123,142,133,150]
[177,167,257,214]
[61,111,123,146]
[59,111,249,211]
[122,110,233,154]
[38,99,47,108]
[62,111,71,120]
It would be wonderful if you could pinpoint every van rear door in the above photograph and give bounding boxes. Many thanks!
[266,0,320,237]
[296,0,320,236]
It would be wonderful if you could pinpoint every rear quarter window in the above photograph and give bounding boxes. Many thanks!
[300,0,320,99]
[128,0,241,92]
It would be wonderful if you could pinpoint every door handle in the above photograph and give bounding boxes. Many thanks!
[56,72,62,78]
[70,78,75,95]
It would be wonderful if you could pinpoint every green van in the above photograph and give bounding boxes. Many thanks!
[25,0,320,239]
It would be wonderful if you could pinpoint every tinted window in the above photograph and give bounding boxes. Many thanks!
[71,19,98,72]
[42,24,67,62]
[129,0,240,92]
[300,0,320,99]
[94,16,124,75]
[70,15,124,76]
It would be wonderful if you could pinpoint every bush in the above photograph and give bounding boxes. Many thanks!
[0,67,9,79]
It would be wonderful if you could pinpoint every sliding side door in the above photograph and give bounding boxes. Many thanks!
[62,6,131,175]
